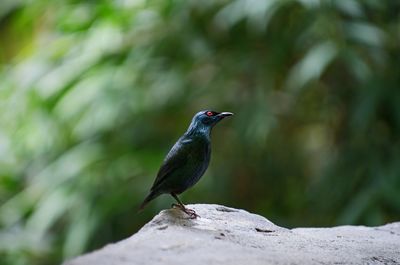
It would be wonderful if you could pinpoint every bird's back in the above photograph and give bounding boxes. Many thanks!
[150,135,211,195]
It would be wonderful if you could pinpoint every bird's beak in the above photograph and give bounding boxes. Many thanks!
[218,112,234,118]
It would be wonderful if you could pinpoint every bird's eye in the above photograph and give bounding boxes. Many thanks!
[206,111,213,116]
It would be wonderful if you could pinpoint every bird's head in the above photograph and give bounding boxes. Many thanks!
[195,110,234,126]
[187,110,233,136]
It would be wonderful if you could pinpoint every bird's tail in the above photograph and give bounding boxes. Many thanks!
[138,190,159,211]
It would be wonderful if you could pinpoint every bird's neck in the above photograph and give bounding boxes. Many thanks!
[185,121,212,139]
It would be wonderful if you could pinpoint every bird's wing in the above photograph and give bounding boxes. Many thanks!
[150,138,192,191]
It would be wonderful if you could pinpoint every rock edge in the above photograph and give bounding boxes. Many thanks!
[64,204,400,265]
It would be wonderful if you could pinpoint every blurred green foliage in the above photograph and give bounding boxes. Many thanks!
[0,0,399,264]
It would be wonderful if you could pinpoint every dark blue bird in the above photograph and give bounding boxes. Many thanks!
[139,110,233,218]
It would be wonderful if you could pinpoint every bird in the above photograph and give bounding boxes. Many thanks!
[139,110,233,218]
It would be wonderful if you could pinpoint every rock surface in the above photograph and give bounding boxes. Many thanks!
[65,204,400,265]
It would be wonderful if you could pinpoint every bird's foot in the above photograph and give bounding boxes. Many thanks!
[183,207,200,219]
[171,203,200,219]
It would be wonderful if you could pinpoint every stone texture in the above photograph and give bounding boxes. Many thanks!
[64,204,400,265]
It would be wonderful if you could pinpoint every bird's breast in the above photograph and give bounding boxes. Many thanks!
[182,140,211,187]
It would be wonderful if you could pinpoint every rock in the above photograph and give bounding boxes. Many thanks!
[64,204,400,265]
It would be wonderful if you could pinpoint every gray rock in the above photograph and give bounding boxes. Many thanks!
[64,204,400,265]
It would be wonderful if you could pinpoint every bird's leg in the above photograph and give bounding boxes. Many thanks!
[171,193,199,219]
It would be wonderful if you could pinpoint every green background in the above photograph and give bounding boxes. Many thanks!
[0,0,399,264]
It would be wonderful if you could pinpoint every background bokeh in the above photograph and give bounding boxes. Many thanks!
[0,0,399,264]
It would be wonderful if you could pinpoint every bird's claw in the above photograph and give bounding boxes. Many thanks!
[171,203,200,219]
[183,208,200,219]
